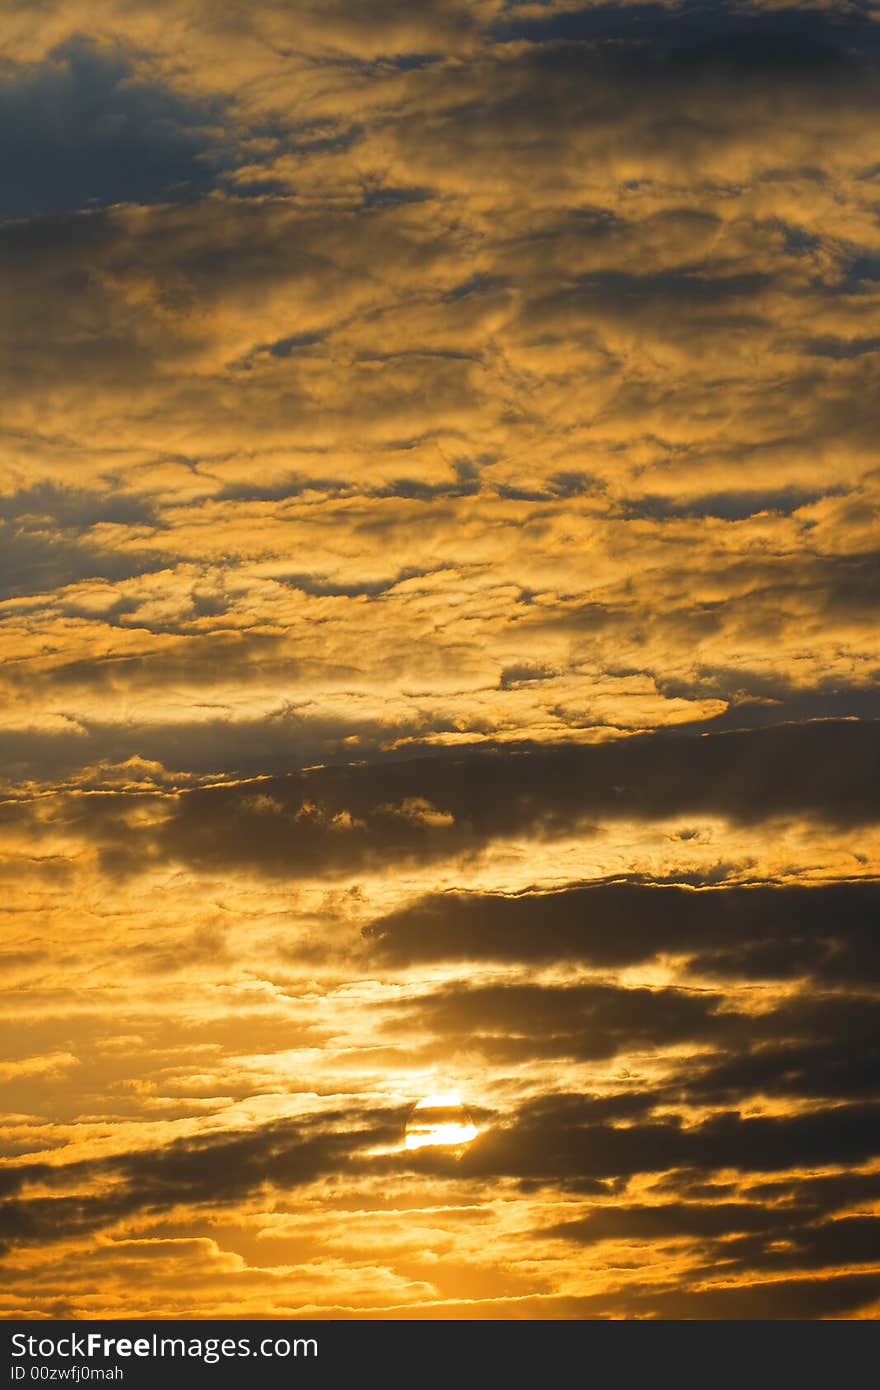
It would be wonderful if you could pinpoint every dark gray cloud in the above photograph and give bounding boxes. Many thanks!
[493,2,880,62]
[387,979,729,1062]
[0,38,230,219]
[548,1198,807,1244]
[0,520,162,602]
[52,719,875,876]
[0,705,408,791]
[0,1107,399,1250]
[622,1271,880,1320]
[0,482,156,532]
[658,680,880,735]
[382,980,880,1102]
[624,487,841,521]
[545,1178,880,1314]
[365,879,880,982]
[442,1095,880,1186]
[682,1009,880,1105]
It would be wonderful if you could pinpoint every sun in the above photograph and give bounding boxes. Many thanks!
[404,1092,478,1151]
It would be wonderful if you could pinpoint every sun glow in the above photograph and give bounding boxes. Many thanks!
[404,1093,479,1151]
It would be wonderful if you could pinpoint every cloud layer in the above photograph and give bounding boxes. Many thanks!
[1,0,878,1320]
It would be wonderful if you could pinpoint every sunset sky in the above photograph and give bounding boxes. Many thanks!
[2,0,879,1320]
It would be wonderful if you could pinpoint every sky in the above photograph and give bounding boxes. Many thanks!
[1,0,879,1320]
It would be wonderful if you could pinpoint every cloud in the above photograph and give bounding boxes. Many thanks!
[443,1094,880,1185]
[0,38,228,219]
[383,977,880,1124]
[5,718,868,879]
[365,878,880,981]
[3,0,879,1322]
[0,1107,398,1249]
[83,718,854,875]
[623,1272,880,1320]
[385,978,729,1063]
